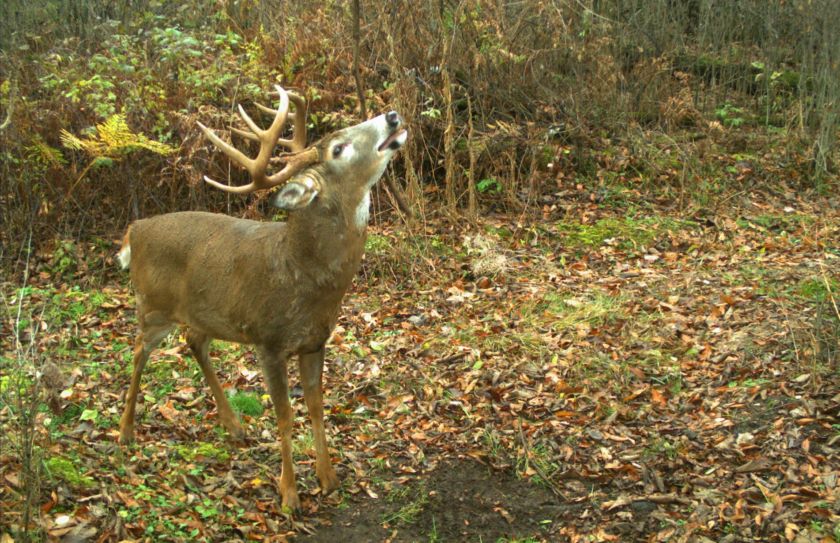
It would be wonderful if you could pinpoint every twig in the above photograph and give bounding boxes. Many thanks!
[642,493,691,505]
[432,351,469,365]
[818,259,840,321]
[776,300,801,366]
[351,0,367,120]
[383,172,414,219]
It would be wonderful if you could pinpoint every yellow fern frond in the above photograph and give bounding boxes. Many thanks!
[61,114,177,195]
[59,130,87,152]
[60,114,176,159]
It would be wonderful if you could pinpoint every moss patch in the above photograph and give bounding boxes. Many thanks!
[44,456,95,488]
[174,442,230,463]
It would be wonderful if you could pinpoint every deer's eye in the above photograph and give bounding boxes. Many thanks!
[332,144,346,158]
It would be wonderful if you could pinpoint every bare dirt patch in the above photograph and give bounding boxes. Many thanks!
[302,457,566,542]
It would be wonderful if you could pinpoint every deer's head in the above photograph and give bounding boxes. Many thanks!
[270,111,407,218]
[198,85,406,225]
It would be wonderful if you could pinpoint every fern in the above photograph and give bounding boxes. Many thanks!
[60,114,175,195]
[26,136,67,169]
[60,114,175,158]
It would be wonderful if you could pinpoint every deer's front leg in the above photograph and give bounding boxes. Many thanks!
[258,347,300,511]
[300,347,339,494]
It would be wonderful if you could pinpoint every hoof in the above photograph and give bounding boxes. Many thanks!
[318,467,340,495]
[118,425,135,445]
[282,490,301,514]
[226,425,247,445]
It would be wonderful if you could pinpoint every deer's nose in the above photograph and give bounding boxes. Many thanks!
[386,111,400,128]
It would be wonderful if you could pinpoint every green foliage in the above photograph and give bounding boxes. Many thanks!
[196,499,220,519]
[50,240,79,278]
[477,178,502,194]
[16,286,110,328]
[420,107,442,120]
[65,75,117,119]
[24,138,66,171]
[44,457,95,488]
[797,277,839,303]
[152,27,204,63]
[228,391,263,417]
[365,234,391,256]
[715,103,746,128]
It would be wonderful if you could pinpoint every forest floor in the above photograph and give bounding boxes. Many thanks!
[1,187,838,542]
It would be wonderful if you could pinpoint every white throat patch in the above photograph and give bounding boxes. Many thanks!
[354,191,371,230]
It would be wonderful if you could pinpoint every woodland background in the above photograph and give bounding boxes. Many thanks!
[1,1,838,542]
[0,0,837,264]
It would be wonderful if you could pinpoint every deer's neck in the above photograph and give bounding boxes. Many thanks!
[282,205,367,290]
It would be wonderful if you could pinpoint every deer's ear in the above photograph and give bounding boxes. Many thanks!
[270,179,319,210]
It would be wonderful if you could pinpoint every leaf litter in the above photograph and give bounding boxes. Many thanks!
[1,192,838,542]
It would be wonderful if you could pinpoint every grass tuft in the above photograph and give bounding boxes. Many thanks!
[228,391,264,417]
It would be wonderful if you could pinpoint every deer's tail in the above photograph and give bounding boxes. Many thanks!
[117,227,131,270]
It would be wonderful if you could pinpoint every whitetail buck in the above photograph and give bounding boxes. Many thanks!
[117,85,406,510]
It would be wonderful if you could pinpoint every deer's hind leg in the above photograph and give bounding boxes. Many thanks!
[119,313,172,444]
[186,330,245,443]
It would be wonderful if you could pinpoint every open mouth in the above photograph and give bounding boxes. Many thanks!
[378,129,407,152]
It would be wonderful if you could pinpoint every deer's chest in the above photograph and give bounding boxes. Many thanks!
[250,292,343,353]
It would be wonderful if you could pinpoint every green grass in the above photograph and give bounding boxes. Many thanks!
[517,442,561,489]
[368,456,389,472]
[293,431,316,458]
[524,290,627,331]
[555,216,696,251]
[796,276,839,303]
[736,213,816,234]
[382,482,429,526]
[733,264,785,297]
[228,391,263,417]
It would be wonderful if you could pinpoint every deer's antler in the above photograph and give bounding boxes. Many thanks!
[198,85,318,194]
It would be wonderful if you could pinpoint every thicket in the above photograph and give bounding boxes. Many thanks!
[1,0,838,272]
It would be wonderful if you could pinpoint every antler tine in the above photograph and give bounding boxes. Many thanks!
[265,86,306,151]
[197,122,252,170]
[254,102,278,116]
[236,103,264,137]
[201,174,262,194]
[198,121,265,193]
[230,127,259,142]
[253,96,303,150]
[232,96,287,142]
[280,91,307,152]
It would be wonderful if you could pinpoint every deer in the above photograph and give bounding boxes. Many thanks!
[116,85,407,511]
